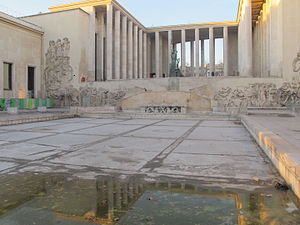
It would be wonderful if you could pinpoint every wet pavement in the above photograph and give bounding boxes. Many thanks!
[0,118,299,224]
[0,174,299,225]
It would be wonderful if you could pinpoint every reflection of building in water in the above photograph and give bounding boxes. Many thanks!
[0,175,299,225]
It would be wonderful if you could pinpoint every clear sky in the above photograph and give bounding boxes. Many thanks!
[0,0,239,64]
[0,0,239,26]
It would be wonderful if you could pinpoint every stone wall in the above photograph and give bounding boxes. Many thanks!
[41,75,300,112]
[0,14,43,99]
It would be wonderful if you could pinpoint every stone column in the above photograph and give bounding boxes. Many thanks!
[114,10,121,80]
[128,21,133,79]
[121,16,127,79]
[106,4,113,80]
[155,31,160,78]
[168,30,173,76]
[98,14,105,81]
[195,28,200,77]
[190,41,194,76]
[181,29,186,74]
[139,29,143,79]
[143,33,147,78]
[133,25,138,79]
[209,27,215,76]
[201,39,205,68]
[223,26,229,76]
[86,6,96,81]
[243,0,253,76]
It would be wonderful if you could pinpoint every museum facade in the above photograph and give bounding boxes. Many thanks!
[0,0,299,112]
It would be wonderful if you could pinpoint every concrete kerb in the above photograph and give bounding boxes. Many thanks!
[241,115,300,199]
[0,113,76,126]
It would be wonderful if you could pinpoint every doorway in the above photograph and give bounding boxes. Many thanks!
[27,67,35,98]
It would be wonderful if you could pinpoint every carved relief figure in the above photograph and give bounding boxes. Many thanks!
[293,49,300,74]
[214,82,300,109]
[44,37,74,103]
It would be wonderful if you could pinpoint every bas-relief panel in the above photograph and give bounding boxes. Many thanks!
[44,38,127,107]
[214,82,300,109]
[293,49,300,76]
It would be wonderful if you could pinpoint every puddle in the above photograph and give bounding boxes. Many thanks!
[0,173,299,225]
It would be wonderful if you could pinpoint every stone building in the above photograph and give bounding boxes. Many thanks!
[0,0,300,112]
[0,11,43,99]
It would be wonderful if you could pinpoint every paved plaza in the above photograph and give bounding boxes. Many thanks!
[0,117,277,187]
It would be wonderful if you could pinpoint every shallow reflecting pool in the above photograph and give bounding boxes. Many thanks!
[0,173,299,225]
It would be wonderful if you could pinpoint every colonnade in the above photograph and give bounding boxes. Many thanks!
[105,4,149,81]
[98,4,235,81]
[154,26,230,77]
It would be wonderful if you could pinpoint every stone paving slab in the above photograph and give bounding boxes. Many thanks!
[27,123,98,133]
[0,121,62,131]
[0,161,18,172]
[173,140,258,157]
[71,124,143,136]
[50,137,174,171]
[155,153,272,180]
[84,118,125,124]
[155,120,199,127]
[0,131,53,142]
[126,125,191,139]
[187,127,251,141]
[0,112,75,126]
[0,143,58,160]
[116,119,162,125]
[29,133,107,148]
[200,120,242,127]
[0,117,278,188]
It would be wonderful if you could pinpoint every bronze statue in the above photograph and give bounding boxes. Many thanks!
[169,48,183,77]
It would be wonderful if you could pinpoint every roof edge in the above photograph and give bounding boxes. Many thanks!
[0,11,43,34]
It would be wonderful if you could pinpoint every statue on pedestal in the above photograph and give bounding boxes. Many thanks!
[169,48,183,77]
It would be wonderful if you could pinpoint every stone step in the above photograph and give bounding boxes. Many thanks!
[81,111,236,120]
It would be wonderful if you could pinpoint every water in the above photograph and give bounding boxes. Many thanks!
[0,173,299,225]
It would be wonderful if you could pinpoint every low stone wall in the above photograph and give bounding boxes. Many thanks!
[241,115,300,199]
[45,76,300,112]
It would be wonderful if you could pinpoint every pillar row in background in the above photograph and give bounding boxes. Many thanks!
[133,25,138,79]
[195,28,200,77]
[223,26,229,76]
[167,30,173,76]
[201,39,205,68]
[155,31,160,78]
[143,33,147,78]
[121,16,127,79]
[114,10,121,80]
[139,29,143,79]
[181,29,186,73]
[209,27,215,76]
[106,4,113,80]
[97,14,105,81]
[128,21,133,79]
[190,41,194,75]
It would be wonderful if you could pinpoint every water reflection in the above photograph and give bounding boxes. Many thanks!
[0,173,299,225]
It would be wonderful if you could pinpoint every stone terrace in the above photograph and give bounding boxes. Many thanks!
[0,117,277,188]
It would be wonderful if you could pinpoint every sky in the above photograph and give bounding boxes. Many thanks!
[0,0,239,64]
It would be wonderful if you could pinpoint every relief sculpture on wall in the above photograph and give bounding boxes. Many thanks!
[44,38,74,102]
[293,49,300,75]
[44,38,127,107]
[214,82,300,109]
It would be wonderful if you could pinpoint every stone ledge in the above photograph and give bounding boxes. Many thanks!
[241,115,300,199]
[0,113,76,127]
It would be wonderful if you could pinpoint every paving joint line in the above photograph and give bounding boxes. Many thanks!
[139,120,203,172]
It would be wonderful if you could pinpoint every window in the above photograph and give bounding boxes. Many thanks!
[3,62,12,90]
